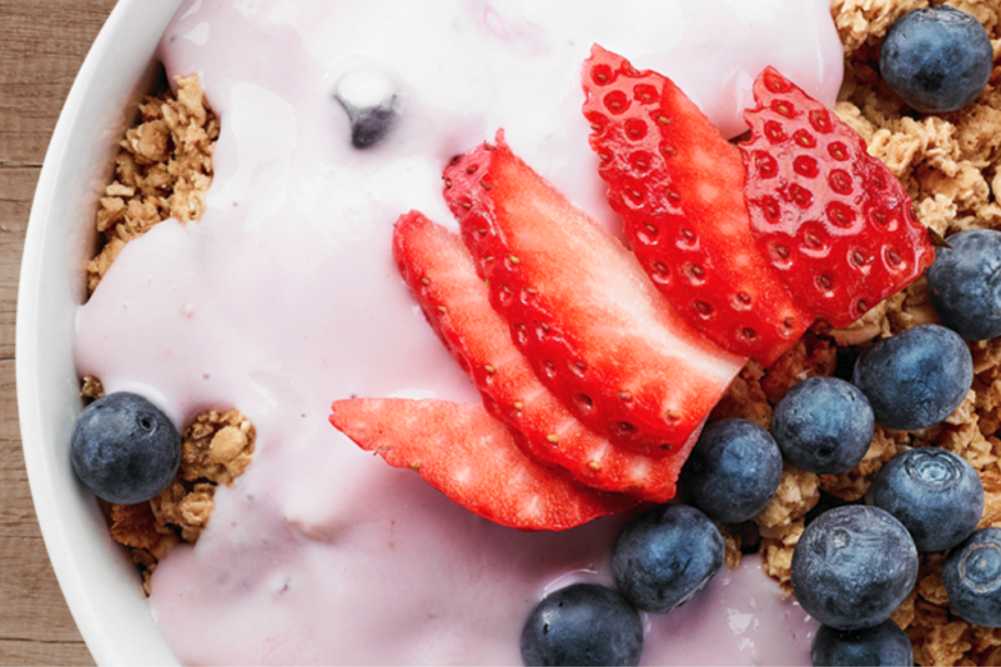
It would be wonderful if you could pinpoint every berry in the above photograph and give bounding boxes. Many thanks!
[871,447,983,553]
[70,392,181,505]
[612,503,724,614]
[328,397,637,531]
[581,45,811,365]
[334,63,401,148]
[852,324,973,431]
[810,619,914,667]
[791,505,918,631]
[943,528,1001,627]
[679,418,782,523]
[927,229,1001,341]
[741,67,934,328]
[443,132,744,457]
[393,211,701,502]
[770,376,874,474]
[581,49,934,363]
[880,6,993,114]
[520,583,643,667]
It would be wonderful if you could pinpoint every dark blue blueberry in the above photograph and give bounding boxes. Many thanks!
[680,419,782,523]
[520,583,643,667]
[771,376,874,474]
[871,447,983,552]
[927,229,1001,341]
[810,619,914,667]
[880,6,993,113]
[612,503,723,614]
[943,528,1001,627]
[334,65,401,149]
[852,324,972,431]
[70,392,181,505]
[792,505,918,631]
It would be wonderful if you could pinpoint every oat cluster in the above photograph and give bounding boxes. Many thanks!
[716,2,1001,663]
[86,73,218,293]
[101,397,256,594]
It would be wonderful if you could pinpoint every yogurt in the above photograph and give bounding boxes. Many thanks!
[74,0,842,663]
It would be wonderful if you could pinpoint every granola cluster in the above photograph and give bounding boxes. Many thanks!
[93,384,256,594]
[715,2,1001,664]
[86,73,218,293]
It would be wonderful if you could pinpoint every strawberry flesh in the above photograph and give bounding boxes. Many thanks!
[393,210,698,502]
[740,67,934,327]
[442,134,744,458]
[329,397,637,531]
[582,45,812,366]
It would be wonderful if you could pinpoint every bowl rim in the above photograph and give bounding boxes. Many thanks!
[16,1,184,664]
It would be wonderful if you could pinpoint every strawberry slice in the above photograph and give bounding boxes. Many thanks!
[582,44,812,366]
[393,210,698,502]
[329,397,637,531]
[442,134,744,458]
[740,66,934,327]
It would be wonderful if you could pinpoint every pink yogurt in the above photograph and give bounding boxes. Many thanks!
[74,1,842,663]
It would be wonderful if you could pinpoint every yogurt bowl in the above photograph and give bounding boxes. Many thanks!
[17,1,183,664]
[19,1,848,665]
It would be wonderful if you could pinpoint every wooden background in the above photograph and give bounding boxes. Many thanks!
[0,0,116,664]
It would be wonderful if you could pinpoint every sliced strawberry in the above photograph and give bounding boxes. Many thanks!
[740,66,934,327]
[393,210,698,502]
[329,397,638,531]
[441,134,744,458]
[581,44,812,366]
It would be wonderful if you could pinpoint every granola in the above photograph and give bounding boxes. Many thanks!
[94,386,256,594]
[87,73,218,293]
[726,2,1001,663]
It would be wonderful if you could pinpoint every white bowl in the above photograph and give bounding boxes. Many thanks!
[16,1,183,664]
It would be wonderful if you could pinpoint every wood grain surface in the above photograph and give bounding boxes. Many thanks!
[0,1,116,664]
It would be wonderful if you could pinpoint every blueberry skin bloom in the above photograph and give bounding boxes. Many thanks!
[520,583,643,667]
[811,619,914,667]
[880,6,993,113]
[943,528,1001,627]
[771,376,875,474]
[70,392,181,505]
[612,504,724,614]
[927,229,1001,341]
[852,324,972,431]
[680,419,782,524]
[792,505,918,631]
[871,447,983,553]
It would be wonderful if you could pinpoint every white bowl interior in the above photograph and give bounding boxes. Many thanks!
[17,1,184,664]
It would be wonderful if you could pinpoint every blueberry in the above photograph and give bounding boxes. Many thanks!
[943,528,1001,627]
[810,619,913,667]
[927,229,1001,341]
[520,583,643,667]
[792,505,918,631]
[70,392,181,505]
[680,419,782,523]
[612,503,724,614]
[880,6,993,113]
[852,324,972,431]
[334,64,402,149]
[770,376,875,474]
[871,447,983,552]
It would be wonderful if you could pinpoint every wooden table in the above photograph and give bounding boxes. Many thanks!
[0,1,116,664]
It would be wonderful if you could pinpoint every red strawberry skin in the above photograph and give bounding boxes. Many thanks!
[442,134,744,458]
[582,44,812,366]
[329,397,637,531]
[740,67,934,327]
[393,210,697,502]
